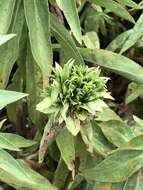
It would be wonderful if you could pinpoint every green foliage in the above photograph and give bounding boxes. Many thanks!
[56,0,82,43]
[0,0,143,190]
[37,60,110,136]
[0,132,36,151]
[24,0,52,89]
[0,90,28,110]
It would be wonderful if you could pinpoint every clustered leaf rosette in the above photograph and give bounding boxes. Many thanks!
[36,60,112,136]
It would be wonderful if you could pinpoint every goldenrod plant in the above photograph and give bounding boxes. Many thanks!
[0,0,143,189]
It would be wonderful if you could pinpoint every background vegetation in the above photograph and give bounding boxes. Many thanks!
[0,0,143,189]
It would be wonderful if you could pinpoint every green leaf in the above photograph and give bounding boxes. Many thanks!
[126,83,143,104]
[79,48,143,84]
[0,149,57,190]
[0,34,16,46]
[120,13,143,54]
[106,30,132,52]
[6,68,25,123]
[0,90,28,110]
[56,0,82,44]
[85,181,124,190]
[133,115,143,127]
[50,14,84,65]
[123,169,143,190]
[96,107,121,122]
[36,97,53,114]
[69,175,84,190]
[0,0,16,34]
[117,135,143,151]
[80,122,114,156]
[74,135,102,171]
[56,129,75,170]
[53,158,69,189]
[117,0,141,9]
[130,116,143,137]
[83,31,100,49]
[89,0,135,23]
[82,100,107,114]
[65,116,80,136]
[99,120,135,147]
[26,43,44,126]
[6,25,28,124]
[24,0,53,89]
[0,1,25,88]
[0,133,36,151]
[82,149,143,182]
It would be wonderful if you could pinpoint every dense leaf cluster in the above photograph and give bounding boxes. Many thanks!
[37,60,110,135]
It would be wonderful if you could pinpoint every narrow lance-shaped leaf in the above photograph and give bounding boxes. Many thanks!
[116,0,141,9]
[50,14,84,65]
[24,0,53,89]
[0,1,25,88]
[0,149,57,190]
[0,90,28,110]
[80,122,114,157]
[53,158,69,189]
[82,149,143,182]
[120,13,143,54]
[26,43,44,126]
[89,0,135,23]
[116,135,143,151]
[79,48,143,84]
[98,120,135,147]
[6,24,28,124]
[56,129,75,170]
[0,133,36,151]
[106,30,132,52]
[6,68,25,123]
[0,0,16,34]
[56,0,82,44]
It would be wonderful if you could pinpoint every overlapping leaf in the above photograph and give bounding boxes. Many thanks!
[56,129,75,170]
[83,31,100,49]
[56,0,82,43]
[80,48,143,83]
[89,0,134,23]
[99,120,135,147]
[0,149,57,190]
[120,13,143,54]
[117,0,141,9]
[0,90,28,110]
[82,149,143,182]
[50,14,84,65]
[0,1,24,88]
[80,122,114,156]
[24,0,52,88]
[0,133,36,151]
[0,0,16,34]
